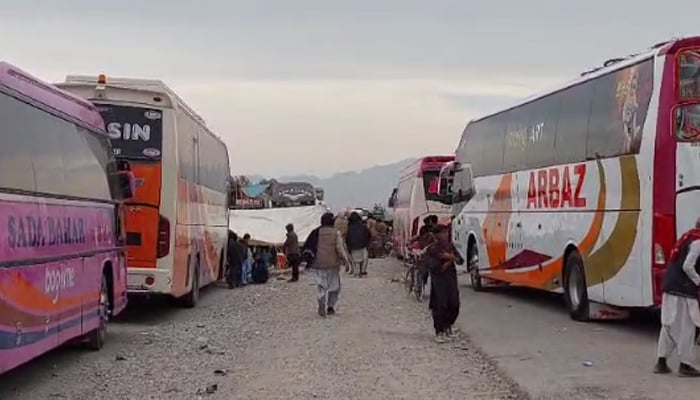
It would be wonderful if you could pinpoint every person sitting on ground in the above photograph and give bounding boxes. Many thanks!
[251,249,270,284]
[261,247,272,267]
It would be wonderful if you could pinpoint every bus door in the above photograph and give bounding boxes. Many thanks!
[96,104,164,269]
[675,104,700,235]
[124,162,162,267]
[443,162,475,262]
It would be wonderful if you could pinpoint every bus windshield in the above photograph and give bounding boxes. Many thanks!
[95,104,164,160]
[422,169,451,203]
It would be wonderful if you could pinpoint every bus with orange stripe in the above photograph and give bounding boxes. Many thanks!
[442,37,700,320]
[57,75,231,308]
[0,63,131,374]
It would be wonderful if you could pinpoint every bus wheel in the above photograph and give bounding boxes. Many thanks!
[181,257,200,308]
[468,243,482,291]
[86,274,110,351]
[564,251,589,321]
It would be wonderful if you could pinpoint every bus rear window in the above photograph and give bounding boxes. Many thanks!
[96,104,163,160]
[678,49,700,99]
[675,104,700,141]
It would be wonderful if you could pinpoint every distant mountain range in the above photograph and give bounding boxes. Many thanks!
[246,158,416,210]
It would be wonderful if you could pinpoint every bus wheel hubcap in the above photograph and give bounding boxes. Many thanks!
[569,269,581,308]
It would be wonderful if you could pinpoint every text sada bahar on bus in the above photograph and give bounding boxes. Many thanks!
[438,36,700,321]
[0,63,134,374]
[57,75,232,308]
[390,156,454,259]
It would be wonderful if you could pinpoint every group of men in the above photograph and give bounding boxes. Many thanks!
[279,211,383,316]
[225,211,461,344]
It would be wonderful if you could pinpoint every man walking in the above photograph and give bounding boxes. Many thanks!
[303,212,350,317]
[345,212,371,277]
[654,217,700,376]
[283,223,301,282]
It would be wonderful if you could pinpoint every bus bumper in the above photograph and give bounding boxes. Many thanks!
[126,268,172,294]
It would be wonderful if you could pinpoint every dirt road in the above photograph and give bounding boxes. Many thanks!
[0,259,525,400]
[455,266,699,400]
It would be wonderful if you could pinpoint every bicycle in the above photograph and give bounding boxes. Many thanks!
[403,246,425,301]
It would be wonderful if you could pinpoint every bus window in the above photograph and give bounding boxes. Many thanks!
[675,104,700,141]
[679,49,700,99]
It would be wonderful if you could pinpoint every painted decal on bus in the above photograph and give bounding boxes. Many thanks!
[0,198,115,263]
[526,164,587,209]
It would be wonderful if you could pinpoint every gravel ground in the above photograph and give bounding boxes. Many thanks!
[0,258,528,400]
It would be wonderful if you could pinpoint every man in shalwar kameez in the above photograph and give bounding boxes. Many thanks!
[654,217,700,376]
[302,213,351,317]
[426,225,463,343]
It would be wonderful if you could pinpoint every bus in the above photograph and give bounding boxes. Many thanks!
[442,36,700,321]
[271,182,317,207]
[57,75,231,308]
[391,156,454,259]
[0,63,131,374]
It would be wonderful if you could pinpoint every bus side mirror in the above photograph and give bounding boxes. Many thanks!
[388,198,395,208]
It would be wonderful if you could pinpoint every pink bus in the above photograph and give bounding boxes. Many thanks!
[390,156,455,258]
[0,63,132,374]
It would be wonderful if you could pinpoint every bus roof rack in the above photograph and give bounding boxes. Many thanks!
[603,57,627,67]
[651,40,672,49]
[580,37,684,77]
[64,75,207,126]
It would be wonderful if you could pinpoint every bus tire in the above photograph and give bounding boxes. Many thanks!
[181,256,200,308]
[85,273,110,351]
[468,240,482,291]
[563,250,589,321]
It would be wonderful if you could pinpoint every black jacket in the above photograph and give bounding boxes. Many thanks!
[663,239,700,298]
[301,227,320,266]
[227,239,245,268]
[345,222,371,251]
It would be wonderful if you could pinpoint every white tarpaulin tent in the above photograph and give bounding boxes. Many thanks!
[228,205,329,246]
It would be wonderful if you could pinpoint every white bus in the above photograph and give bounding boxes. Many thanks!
[57,75,231,308]
[391,156,454,259]
[442,37,700,321]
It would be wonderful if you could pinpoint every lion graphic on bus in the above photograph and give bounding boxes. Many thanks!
[618,66,642,153]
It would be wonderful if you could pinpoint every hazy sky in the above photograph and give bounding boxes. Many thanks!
[1,0,696,177]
